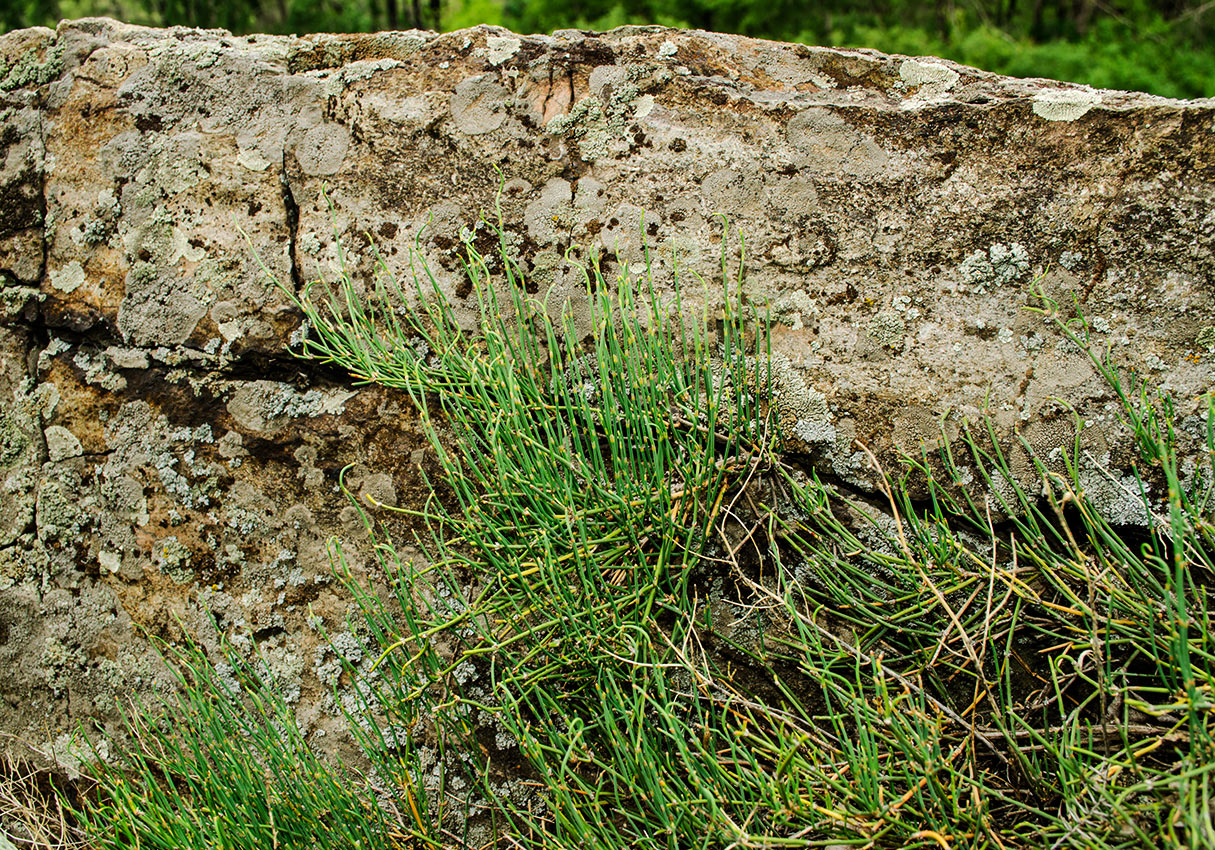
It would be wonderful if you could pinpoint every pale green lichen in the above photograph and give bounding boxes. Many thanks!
[761,354,835,446]
[338,57,403,84]
[486,35,521,65]
[1059,250,1083,271]
[0,42,66,91]
[772,290,814,329]
[44,731,109,776]
[546,65,664,162]
[226,381,357,434]
[79,216,117,246]
[41,636,85,696]
[73,349,127,391]
[1196,325,1215,352]
[0,410,32,467]
[899,59,958,91]
[868,310,906,350]
[547,97,610,161]
[959,242,1030,290]
[252,646,303,705]
[35,476,87,541]
[0,286,44,317]
[49,261,85,294]
[1032,89,1100,122]
[154,535,194,584]
[1078,453,1154,527]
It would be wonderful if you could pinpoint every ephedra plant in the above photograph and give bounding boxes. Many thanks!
[76,218,1215,850]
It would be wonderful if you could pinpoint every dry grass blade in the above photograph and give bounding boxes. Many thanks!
[0,748,89,850]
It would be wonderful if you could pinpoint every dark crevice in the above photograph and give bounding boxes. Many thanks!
[20,313,104,352]
[8,107,54,387]
[252,625,285,644]
[34,109,48,289]
[25,317,353,385]
[123,346,355,387]
[541,63,555,121]
[20,313,50,384]
[203,348,356,386]
[279,151,303,297]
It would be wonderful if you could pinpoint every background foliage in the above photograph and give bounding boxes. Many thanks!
[1,0,1212,98]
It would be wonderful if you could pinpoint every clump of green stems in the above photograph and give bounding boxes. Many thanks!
[290,220,1214,849]
[71,638,405,850]
[75,218,1215,850]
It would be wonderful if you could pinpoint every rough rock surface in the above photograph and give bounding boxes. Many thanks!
[0,18,1212,759]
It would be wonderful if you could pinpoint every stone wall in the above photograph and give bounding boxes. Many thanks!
[1,18,1212,759]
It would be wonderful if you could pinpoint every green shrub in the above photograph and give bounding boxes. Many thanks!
[74,220,1215,849]
[73,640,412,850]
[283,223,1215,847]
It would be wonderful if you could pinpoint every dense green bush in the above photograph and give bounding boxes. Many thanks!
[503,0,1215,97]
[829,19,1214,100]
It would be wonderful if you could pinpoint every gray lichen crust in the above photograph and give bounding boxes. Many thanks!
[0,17,1212,763]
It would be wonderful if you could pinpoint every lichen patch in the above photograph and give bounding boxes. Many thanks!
[1032,89,1101,121]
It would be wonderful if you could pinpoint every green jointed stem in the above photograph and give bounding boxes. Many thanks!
[78,219,1215,850]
